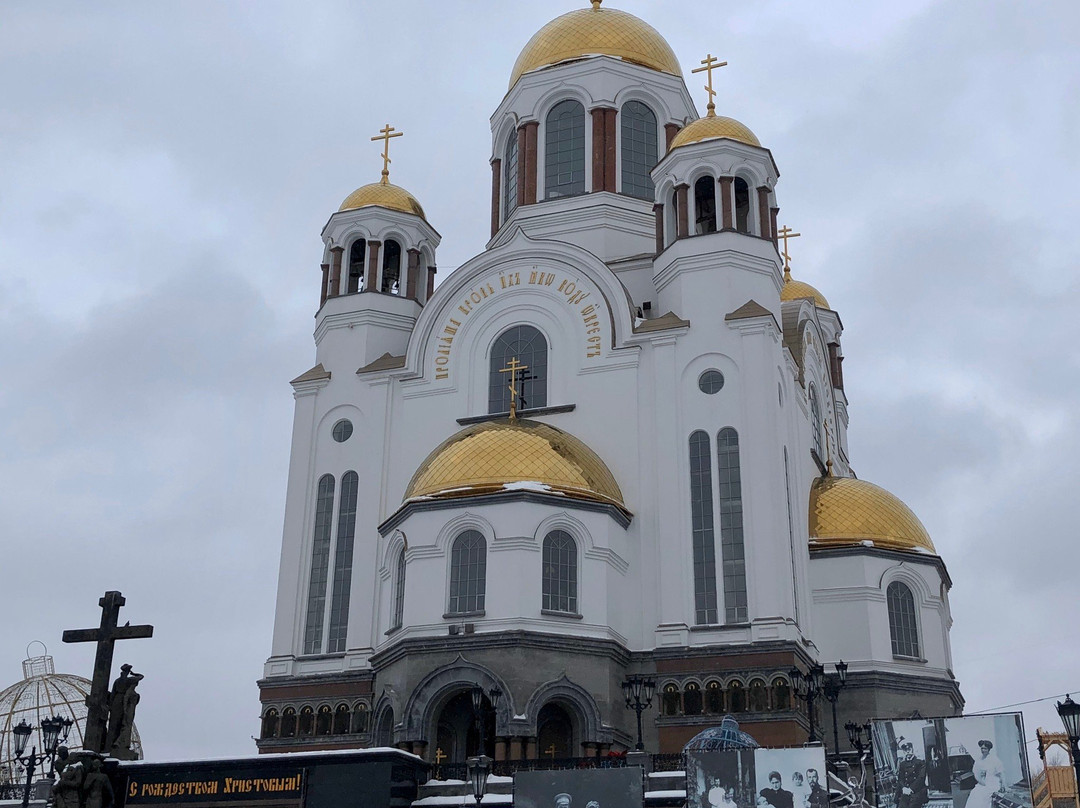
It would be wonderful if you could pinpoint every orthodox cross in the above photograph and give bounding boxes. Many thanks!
[590,0,602,9]
[371,123,403,185]
[777,225,801,277]
[434,747,447,765]
[499,356,529,419]
[545,743,558,760]
[691,53,728,116]
[62,591,153,753]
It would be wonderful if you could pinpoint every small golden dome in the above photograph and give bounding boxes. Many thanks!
[404,418,626,512]
[809,476,936,554]
[509,5,681,90]
[668,114,760,150]
[339,181,426,220]
[781,275,830,309]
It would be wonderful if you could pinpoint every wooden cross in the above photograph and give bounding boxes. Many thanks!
[545,743,557,760]
[691,53,728,115]
[434,747,447,764]
[499,356,529,419]
[62,591,153,753]
[370,123,403,185]
[777,225,801,275]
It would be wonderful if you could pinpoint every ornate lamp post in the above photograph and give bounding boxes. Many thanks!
[11,716,73,808]
[845,721,873,756]
[621,675,656,752]
[1055,694,1080,792]
[470,686,502,756]
[790,662,846,747]
[821,660,848,752]
[466,754,493,805]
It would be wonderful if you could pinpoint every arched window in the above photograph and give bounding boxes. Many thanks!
[689,431,718,625]
[772,677,791,711]
[705,681,724,714]
[683,682,703,716]
[332,704,350,735]
[542,530,578,613]
[315,705,333,736]
[734,177,751,233]
[391,545,406,631]
[887,581,920,658]
[375,707,394,746]
[748,679,768,712]
[303,474,335,654]
[351,702,369,734]
[381,239,402,294]
[718,428,748,624]
[504,130,519,220]
[809,384,824,460]
[537,703,574,758]
[298,706,315,736]
[327,471,358,653]
[261,709,279,739]
[727,681,746,713]
[448,530,487,614]
[488,325,548,414]
[620,100,657,200]
[666,186,679,246]
[280,707,297,738]
[662,684,682,716]
[694,176,717,234]
[545,100,586,199]
[348,238,366,293]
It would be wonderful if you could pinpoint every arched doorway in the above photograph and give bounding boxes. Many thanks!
[434,690,496,763]
[536,702,575,759]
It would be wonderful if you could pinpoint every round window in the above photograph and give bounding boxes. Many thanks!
[331,419,353,443]
[698,370,725,394]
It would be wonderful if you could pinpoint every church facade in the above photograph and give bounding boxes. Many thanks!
[256,2,962,761]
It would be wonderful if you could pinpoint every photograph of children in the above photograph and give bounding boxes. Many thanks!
[685,749,756,808]
[754,747,829,808]
[943,713,1032,808]
[514,767,643,808]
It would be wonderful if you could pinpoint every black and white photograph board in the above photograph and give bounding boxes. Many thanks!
[871,713,1032,808]
[685,746,827,808]
[514,767,643,808]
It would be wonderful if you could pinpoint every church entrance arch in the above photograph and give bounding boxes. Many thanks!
[536,702,575,758]
[434,689,496,763]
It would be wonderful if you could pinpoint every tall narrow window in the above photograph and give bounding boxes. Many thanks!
[375,708,393,746]
[261,709,279,739]
[705,681,724,714]
[333,704,350,735]
[718,428,748,623]
[316,705,333,736]
[683,682,703,715]
[303,474,335,654]
[327,471,358,653]
[784,448,800,625]
[504,131,519,220]
[280,708,297,738]
[809,384,823,460]
[694,176,717,234]
[488,325,548,413]
[662,684,681,716]
[448,530,487,614]
[734,177,750,233]
[381,239,402,294]
[347,238,366,293]
[620,100,657,200]
[351,703,369,734]
[887,581,920,658]
[689,430,718,625]
[542,530,578,613]
[391,545,406,631]
[545,100,586,199]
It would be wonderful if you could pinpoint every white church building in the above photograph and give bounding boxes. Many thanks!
[256,1,962,761]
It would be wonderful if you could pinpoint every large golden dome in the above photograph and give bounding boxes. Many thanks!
[809,476,936,554]
[669,114,761,150]
[404,418,626,512]
[339,181,426,220]
[509,4,681,90]
[781,274,830,309]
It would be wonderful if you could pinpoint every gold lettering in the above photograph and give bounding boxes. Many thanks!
[436,370,448,380]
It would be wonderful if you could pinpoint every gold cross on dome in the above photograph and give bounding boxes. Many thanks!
[370,123,403,185]
[499,356,529,420]
[777,225,801,277]
[590,0,602,9]
[691,53,728,116]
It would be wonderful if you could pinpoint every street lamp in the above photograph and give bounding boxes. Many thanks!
[621,675,656,752]
[466,755,492,805]
[845,721,873,756]
[790,662,846,747]
[1055,694,1080,792]
[470,686,502,756]
[11,716,73,808]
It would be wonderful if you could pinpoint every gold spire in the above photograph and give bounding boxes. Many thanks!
[777,225,801,280]
[691,53,728,116]
[499,356,529,420]
[590,0,602,8]
[370,123,403,185]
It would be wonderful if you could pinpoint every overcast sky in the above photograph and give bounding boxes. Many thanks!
[1,0,1077,765]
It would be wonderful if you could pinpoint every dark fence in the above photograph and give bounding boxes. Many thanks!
[0,782,23,801]
[431,753,692,781]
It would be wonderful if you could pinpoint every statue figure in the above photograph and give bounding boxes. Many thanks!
[81,758,113,808]
[50,750,83,808]
[105,664,143,759]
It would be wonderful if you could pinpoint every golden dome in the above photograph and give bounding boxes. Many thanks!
[809,476,936,554]
[404,418,626,512]
[509,4,681,90]
[669,114,761,150]
[339,181,426,220]
[781,275,830,309]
